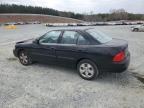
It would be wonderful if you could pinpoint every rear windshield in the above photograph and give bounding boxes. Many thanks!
[86,29,112,44]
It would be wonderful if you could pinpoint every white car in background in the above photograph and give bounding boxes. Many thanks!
[131,24,144,32]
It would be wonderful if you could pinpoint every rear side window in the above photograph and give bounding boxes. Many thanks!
[61,31,78,44]
[77,35,89,45]
[86,29,112,44]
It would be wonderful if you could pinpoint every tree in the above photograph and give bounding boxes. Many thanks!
[0,4,144,21]
[109,9,128,20]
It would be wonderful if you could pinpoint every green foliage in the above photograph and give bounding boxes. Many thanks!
[0,4,83,20]
[0,4,143,21]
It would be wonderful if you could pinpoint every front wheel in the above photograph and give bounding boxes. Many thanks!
[133,28,139,32]
[18,50,32,66]
[77,59,99,80]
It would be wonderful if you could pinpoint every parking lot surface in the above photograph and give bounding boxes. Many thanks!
[0,25,144,108]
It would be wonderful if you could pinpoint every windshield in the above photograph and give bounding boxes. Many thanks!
[86,29,112,44]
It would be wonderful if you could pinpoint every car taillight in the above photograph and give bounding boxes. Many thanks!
[113,51,125,62]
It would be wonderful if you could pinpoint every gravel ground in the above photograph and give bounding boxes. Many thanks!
[0,25,144,108]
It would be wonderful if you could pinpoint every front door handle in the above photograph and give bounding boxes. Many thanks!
[50,47,55,50]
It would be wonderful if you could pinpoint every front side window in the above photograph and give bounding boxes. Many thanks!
[39,31,61,44]
[61,31,78,44]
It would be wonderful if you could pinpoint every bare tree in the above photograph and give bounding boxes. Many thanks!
[110,9,128,20]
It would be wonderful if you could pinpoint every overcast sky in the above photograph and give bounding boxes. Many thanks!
[0,0,144,14]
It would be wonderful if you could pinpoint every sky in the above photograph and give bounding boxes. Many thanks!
[0,0,144,14]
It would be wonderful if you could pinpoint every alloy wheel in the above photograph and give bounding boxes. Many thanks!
[79,63,94,78]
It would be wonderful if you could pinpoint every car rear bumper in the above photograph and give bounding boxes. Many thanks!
[100,53,130,73]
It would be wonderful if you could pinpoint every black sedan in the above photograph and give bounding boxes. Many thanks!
[13,28,130,80]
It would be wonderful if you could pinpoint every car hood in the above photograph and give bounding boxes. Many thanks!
[16,38,35,44]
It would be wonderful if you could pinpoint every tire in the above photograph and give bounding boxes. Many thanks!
[77,59,99,80]
[133,28,139,32]
[18,50,32,66]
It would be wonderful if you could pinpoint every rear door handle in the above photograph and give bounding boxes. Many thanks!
[71,49,87,52]
[77,49,88,52]
[78,49,87,52]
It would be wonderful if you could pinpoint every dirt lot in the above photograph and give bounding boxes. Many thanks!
[0,14,82,23]
[0,25,144,108]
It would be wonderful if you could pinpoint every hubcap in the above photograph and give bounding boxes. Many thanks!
[79,63,94,78]
[19,52,28,64]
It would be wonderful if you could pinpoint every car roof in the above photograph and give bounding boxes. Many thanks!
[50,28,94,32]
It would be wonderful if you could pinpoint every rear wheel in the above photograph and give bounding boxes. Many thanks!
[77,59,99,80]
[18,50,32,66]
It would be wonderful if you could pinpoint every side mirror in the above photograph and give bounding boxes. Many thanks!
[33,39,39,44]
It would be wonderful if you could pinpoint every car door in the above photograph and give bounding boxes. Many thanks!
[31,30,62,63]
[56,30,89,65]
